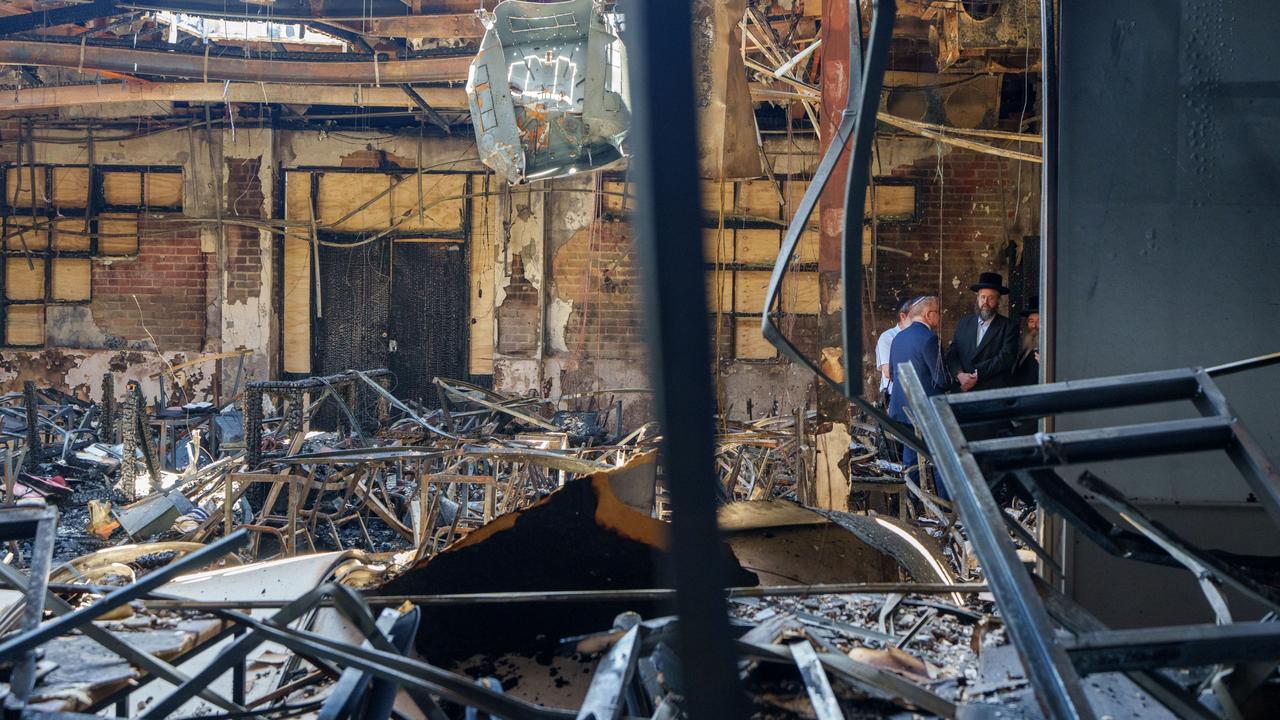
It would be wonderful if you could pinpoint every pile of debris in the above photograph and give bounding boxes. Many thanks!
[6,360,1269,718]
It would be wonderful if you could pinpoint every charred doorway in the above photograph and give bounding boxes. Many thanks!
[281,168,473,429]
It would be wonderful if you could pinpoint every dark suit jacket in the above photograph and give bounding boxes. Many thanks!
[945,313,1019,391]
[1012,346,1039,386]
[888,321,951,424]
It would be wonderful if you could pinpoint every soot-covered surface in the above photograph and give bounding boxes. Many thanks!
[388,242,469,408]
[375,475,758,665]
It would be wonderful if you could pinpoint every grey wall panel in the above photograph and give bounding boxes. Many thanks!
[1055,0,1280,623]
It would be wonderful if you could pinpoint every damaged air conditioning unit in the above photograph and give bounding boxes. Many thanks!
[467,0,630,184]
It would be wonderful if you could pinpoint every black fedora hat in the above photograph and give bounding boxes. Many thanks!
[1020,295,1040,317]
[969,272,1009,295]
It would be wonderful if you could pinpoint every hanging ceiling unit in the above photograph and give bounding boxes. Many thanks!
[467,0,631,184]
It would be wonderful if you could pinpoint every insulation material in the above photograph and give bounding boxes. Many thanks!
[51,167,90,209]
[6,216,49,252]
[281,233,311,374]
[51,218,91,252]
[388,173,466,233]
[5,305,43,345]
[735,317,777,359]
[102,171,142,206]
[51,258,91,301]
[144,172,183,207]
[469,184,495,375]
[389,242,468,405]
[693,0,763,179]
[4,166,47,208]
[5,257,45,300]
[97,214,139,255]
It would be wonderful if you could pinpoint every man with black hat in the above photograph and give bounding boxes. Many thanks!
[945,272,1020,397]
[1011,295,1040,387]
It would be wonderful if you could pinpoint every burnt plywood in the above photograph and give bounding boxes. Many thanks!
[704,228,732,263]
[6,257,45,300]
[282,233,311,374]
[284,171,313,222]
[735,317,776,359]
[469,186,494,375]
[735,269,820,314]
[102,171,142,206]
[706,270,731,313]
[98,214,139,255]
[51,258,91,301]
[6,305,44,345]
[6,216,49,252]
[316,172,392,232]
[736,228,782,265]
[737,180,782,218]
[388,173,466,233]
[389,242,468,406]
[5,166,47,208]
[145,172,183,207]
[51,167,90,209]
[52,218,91,252]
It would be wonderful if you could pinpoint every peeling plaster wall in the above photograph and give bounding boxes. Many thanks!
[0,348,213,403]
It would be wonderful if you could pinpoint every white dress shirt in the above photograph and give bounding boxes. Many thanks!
[976,315,993,347]
[876,325,903,392]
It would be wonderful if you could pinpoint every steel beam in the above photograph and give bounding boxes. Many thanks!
[1066,623,1280,674]
[626,0,745,711]
[945,368,1201,424]
[967,416,1235,471]
[0,40,470,84]
[899,363,1095,719]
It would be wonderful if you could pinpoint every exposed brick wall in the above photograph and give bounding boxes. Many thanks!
[495,253,540,355]
[225,158,264,305]
[551,221,646,361]
[871,148,1038,344]
[91,221,211,351]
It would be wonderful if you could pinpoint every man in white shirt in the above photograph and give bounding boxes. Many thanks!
[875,299,912,406]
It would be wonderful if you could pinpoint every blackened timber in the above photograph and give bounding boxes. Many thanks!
[400,84,451,134]
[945,368,1202,424]
[0,0,121,36]
[967,416,1235,471]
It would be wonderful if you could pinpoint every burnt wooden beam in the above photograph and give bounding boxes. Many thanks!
[400,83,451,134]
[0,0,122,37]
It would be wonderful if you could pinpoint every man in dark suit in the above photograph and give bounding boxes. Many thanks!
[946,272,1020,395]
[888,296,952,498]
[1011,295,1040,387]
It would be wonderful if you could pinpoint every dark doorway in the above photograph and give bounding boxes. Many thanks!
[388,242,470,408]
[310,239,469,429]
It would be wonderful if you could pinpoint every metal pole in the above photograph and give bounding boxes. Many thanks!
[625,0,745,714]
